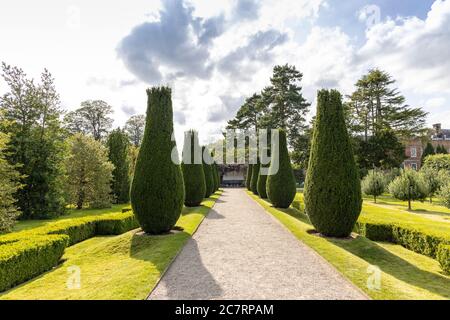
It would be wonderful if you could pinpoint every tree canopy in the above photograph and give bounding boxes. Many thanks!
[124,114,145,146]
[64,100,114,140]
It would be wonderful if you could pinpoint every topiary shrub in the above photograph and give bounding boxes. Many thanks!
[362,170,385,203]
[266,130,296,208]
[215,164,221,189]
[250,159,260,195]
[211,156,219,193]
[257,166,268,198]
[181,130,206,207]
[202,147,214,197]
[246,164,253,191]
[130,87,185,234]
[437,244,450,274]
[304,89,362,237]
[388,169,427,210]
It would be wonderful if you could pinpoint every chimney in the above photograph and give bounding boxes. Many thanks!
[433,123,442,134]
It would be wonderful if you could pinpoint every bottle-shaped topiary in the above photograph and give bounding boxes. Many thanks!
[211,153,219,192]
[257,164,269,198]
[215,164,221,189]
[202,146,214,197]
[304,89,362,237]
[181,130,206,207]
[250,159,260,195]
[130,87,185,234]
[266,130,296,208]
[246,164,253,190]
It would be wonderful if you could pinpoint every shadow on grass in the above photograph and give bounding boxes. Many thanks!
[130,231,222,299]
[276,206,450,299]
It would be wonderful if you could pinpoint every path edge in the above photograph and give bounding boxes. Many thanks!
[145,191,223,300]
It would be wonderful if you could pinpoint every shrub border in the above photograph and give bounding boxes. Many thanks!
[0,211,138,292]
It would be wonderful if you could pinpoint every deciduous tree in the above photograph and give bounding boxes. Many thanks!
[124,114,145,146]
[65,133,114,209]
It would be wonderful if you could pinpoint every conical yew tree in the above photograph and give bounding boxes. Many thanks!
[250,159,260,195]
[202,146,214,197]
[304,89,362,237]
[215,164,221,189]
[246,164,253,190]
[257,164,268,199]
[257,132,271,199]
[181,130,206,207]
[266,130,296,208]
[130,87,185,234]
[213,163,220,191]
[211,153,219,192]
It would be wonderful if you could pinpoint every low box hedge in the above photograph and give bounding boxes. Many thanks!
[355,220,449,264]
[0,235,68,292]
[0,211,138,292]
[437,244,450,274]
[290,195,449,273]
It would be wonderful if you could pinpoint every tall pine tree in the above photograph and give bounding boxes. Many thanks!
[0,63,66,218]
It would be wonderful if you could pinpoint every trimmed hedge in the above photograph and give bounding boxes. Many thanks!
[181,130,206,207]
[246,164,253,191]
[266,130,297,208]
[202,147,214,197]
[257,169,268,199]
[130,87,185,234]
[0,211,138,292]
[304,89,362,237]
[437,244,450,274]
[0,234,68,293]
[250,160,260,195]
[289,194,450,274]
[212,161,219,192]
[355,219,449,260]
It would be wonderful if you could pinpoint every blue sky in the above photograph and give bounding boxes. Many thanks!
[318,0,435,40]
[0,0,449,144]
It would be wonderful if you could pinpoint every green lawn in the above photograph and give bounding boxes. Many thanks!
[363,194,450,223]
[12,204,130,232]
[250,192,450,300]
[0,192,221,300]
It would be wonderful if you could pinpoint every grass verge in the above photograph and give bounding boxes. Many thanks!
[0,192,221,300]
[249,192,450,300]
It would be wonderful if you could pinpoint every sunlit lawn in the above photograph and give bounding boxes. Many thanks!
[363,194,450,223]
[253,192,450,300]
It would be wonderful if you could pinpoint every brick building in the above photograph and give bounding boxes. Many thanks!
[403,123,450,170]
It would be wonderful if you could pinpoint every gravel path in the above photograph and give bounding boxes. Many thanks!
[148,188,368,300]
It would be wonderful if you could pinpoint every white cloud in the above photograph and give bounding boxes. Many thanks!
[358,0,450,94]
[2,0,450,148]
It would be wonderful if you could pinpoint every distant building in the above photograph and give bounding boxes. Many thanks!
[219,164,246,187]
[403,137,423,171]
[403,123,450,170]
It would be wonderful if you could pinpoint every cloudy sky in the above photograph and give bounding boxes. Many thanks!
[1,0,449,145]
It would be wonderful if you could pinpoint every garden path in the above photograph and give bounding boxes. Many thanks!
[148,188,368,300]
